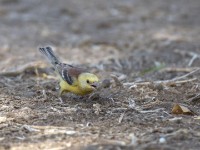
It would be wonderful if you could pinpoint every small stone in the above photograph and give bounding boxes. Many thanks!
[159,137,166,144]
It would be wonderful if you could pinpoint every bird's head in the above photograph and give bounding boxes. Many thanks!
[78,73,99,92]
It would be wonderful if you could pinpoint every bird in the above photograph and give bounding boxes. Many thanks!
[39,46,99,98]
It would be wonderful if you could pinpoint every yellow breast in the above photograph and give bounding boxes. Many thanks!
[59,79,92,96]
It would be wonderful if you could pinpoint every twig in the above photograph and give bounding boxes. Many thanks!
[124,78,197,88]
[187,94,200,103]
[118,112,125,124]
[174,49,200,66]
[163,129,189,138]
[174,49,200,58]
[22,125,40,132]
[161,67,197,72]
[140,108,164,113]
[171,68,200,81]
[172,78,197,84]
[124,67,200,88]
[188,54,198,66]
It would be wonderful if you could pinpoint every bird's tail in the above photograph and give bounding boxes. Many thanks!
[39,46,61,67]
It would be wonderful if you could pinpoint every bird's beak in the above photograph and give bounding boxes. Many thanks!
[90,82,99,89]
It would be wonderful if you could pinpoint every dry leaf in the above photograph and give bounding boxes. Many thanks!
[171,104,194,115]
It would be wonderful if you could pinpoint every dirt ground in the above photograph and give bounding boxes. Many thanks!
[0,0,200,149]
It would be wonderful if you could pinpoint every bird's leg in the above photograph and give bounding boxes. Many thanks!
[58,89,64,97]
[58,88,70,103]
[58,89,64,103]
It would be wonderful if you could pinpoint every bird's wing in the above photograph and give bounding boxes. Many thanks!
[57,63,85,85]
[39,47,85,85]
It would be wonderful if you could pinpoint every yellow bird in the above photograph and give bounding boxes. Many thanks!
[39,46,99,97]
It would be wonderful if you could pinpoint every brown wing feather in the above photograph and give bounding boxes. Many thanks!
[67,67,85,78]
[57,63,86,85]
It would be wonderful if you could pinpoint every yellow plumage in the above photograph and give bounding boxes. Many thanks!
[39,47,99,97]
[59,73,99,96]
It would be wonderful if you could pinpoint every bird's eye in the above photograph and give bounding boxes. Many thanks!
[86,80,90,83]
